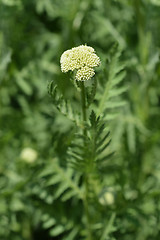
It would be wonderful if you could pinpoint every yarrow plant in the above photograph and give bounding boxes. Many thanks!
[48,44,126,240]
[60,45,100,81]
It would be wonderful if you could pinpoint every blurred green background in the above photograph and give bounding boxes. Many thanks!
[0,0,160,239]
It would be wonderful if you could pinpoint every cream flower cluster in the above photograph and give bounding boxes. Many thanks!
[60,45,100,81]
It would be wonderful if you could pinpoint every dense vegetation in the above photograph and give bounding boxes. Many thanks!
[0,0,160,239]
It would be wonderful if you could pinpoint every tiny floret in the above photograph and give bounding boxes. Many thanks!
[60,45,100,81]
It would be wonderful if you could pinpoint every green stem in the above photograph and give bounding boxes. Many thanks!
[80,81,93,240]
[80,81,87,135]
[84,175,92,240]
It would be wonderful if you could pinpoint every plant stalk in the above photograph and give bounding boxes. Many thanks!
[80,81,93,240]
[80,81,87,136]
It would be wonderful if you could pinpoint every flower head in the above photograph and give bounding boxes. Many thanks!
[60,45,100,81]
[20,147,38,163]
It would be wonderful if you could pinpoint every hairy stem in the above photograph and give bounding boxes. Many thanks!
[80,81,93,240]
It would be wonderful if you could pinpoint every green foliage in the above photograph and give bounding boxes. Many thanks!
[38,158,83,201]
[96,44,127,120]
[48,80,81,125]
[68,110,113,172]
[1,0,160,240]
[35,158,82,239]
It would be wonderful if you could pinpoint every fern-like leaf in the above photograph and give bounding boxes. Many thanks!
[97,45,127,119]
[38,158,83,201]
[67,111,113,174]
[48,80,81,125]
